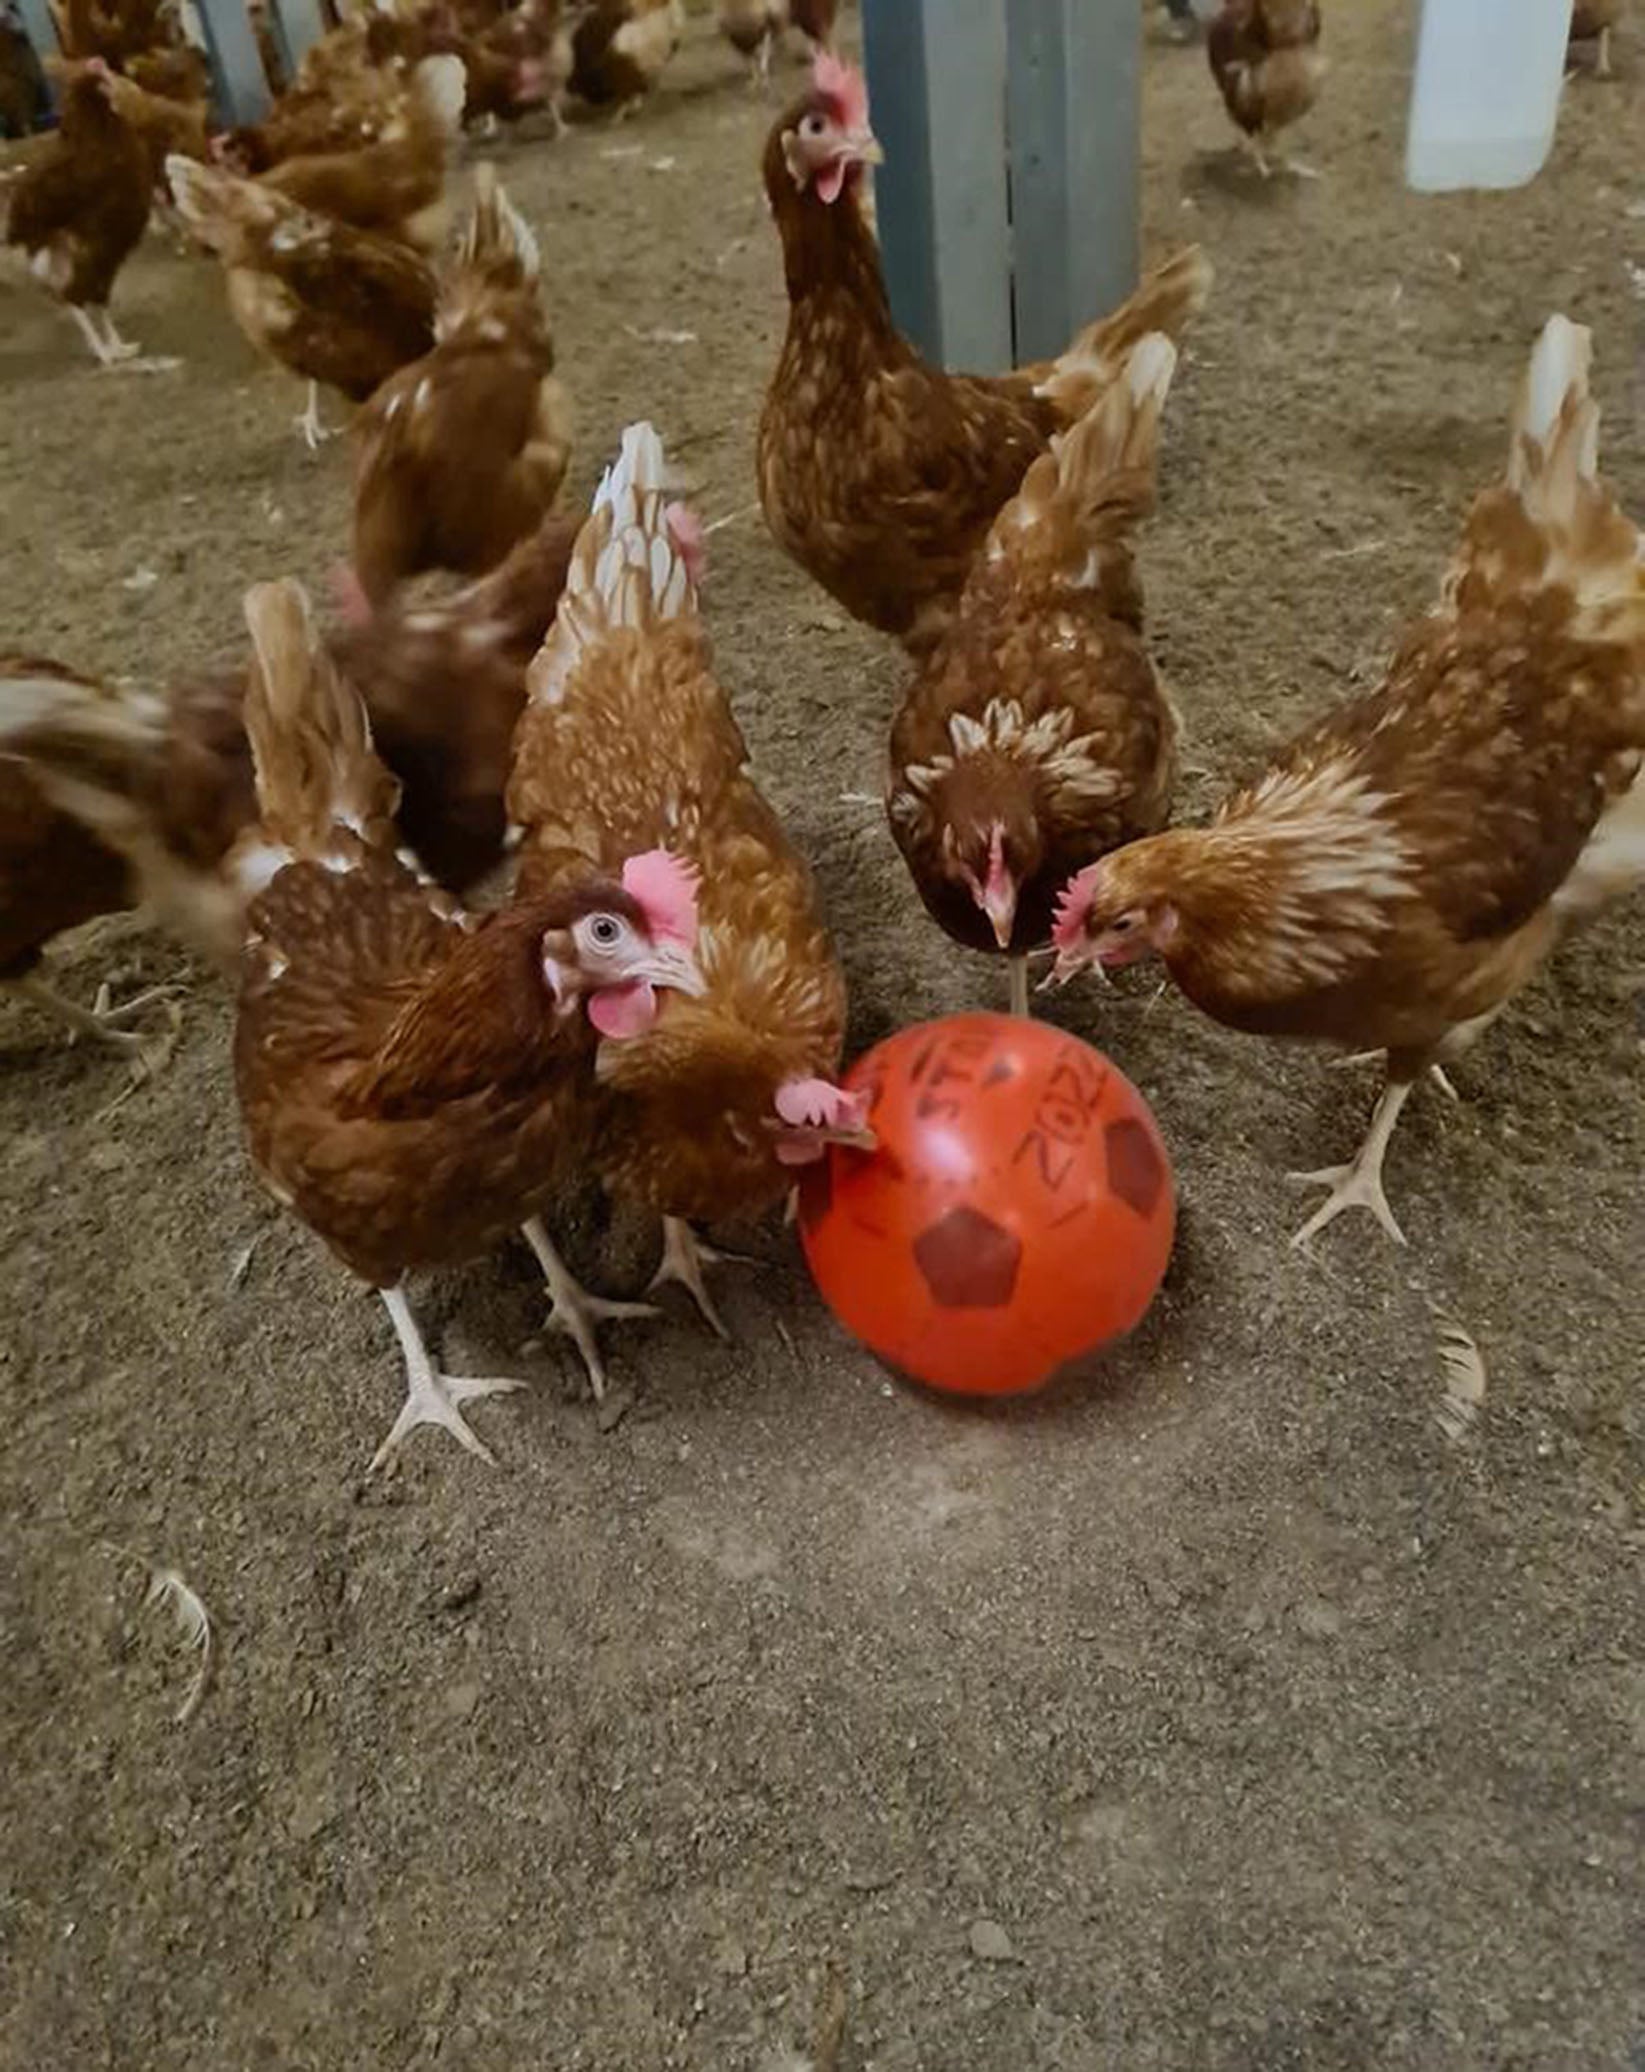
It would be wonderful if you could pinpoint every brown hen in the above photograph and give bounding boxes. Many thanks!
[232,579,704,1465]
[510,423,869,1348]
[3,58,153,364]
[167,151,436,446]
[350,169,572,603]
[757,55,1212,658]
[889,333,1184,1018]
[1206,0,1327,176]
[1052,315,1645,1247]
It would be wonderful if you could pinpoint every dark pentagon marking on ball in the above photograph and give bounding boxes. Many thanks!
[980,1057,1019,1091]
[913,1205,1023,1309]
[1105,1118,1166,1219]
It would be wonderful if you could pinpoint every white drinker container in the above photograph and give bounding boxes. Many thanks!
[1405,0,1570,192]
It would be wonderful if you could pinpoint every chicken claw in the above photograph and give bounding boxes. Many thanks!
[371,1286,525,1471]
[649,1215,756,1341]
[295,382,336,451]
[15,974,181,1077]
[1287,1080,1413,1249]
[521,1216,657,1399]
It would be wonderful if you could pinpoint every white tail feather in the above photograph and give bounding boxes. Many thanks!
[527,420,697,707]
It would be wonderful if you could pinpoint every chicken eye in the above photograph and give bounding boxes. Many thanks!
[586,914,623,949]
[800,111,829,139]
[1110,915,1133,934]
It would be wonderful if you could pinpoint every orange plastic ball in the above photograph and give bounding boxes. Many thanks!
[798,1014,1175,1396]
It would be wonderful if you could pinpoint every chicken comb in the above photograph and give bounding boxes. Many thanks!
[1050,864,1102,950]
[622,849,700,948]
[812,51,869,132]
[665,503,707,590]
[775,1077,870,1131]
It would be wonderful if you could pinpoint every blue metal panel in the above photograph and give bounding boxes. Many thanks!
[1006,0,1140,360]
[194,0,273,125]
[268,0,327,81]
[12,0,58,118]
[861,0,1012,374]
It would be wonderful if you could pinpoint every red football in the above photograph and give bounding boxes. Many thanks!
[797,1014,1175,1396]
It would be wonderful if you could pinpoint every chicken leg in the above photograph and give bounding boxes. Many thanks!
[13,974,181,1076]
[369,1285,526,1471]
[521,1216,658,1399]
[1288,1077,1415,1248]
[650,1215,756,1340]
[295,382,335,450]
[1008,956,1030,1019]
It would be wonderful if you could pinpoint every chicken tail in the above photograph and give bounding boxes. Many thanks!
[1454,315,1644,643]
[527,420,699,706]
[1030,332,1178,530]
[240,580,400,872]
[165,151,274,256]
[1032,246,1213,423]
[0,666,167,853]
[452,161,541,289]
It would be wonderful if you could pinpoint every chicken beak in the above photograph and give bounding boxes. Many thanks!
[850,128,885,168]
[826,1122,879,1153]
[981,877,1017,952]
[642,942,707,999]
[1040,946,1083,992]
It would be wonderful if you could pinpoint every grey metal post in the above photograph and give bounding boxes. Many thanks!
[267,0,327,80]
[194,0,272,124]
[1006,0,1141,360]
[860,0,1012,374]
[13,0,57,56]
[12,0,57,118]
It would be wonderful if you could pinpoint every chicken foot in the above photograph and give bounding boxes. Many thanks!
[369,1285,526,1471]
[1288,1077,1414,1249]
[295,382,336,451]
[13,974,181,1076]
[521,1216,658,1400]
[649,1215,760,1340]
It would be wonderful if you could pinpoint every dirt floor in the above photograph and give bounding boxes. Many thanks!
[2,4,1643,2067]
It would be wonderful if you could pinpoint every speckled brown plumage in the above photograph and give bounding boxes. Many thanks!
[233,583,643,1291]
[1062,317,1645,1070]
[511,433,849,1226]
[330,512,578,888]
[168,156,436,403]
[756,78,1211,659]
[4,65,150,310]
[570,0,682,108]
[237,855,613,1284]
[351,171,571,603]
[888,336,1182,962]
[1207,0,1326,148]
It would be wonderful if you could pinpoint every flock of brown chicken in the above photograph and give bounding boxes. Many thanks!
[2,3,1642,1462]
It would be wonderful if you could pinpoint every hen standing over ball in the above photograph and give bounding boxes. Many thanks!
[888,331,1189,1019]
[1206,0,1326,177]
[510,422,871,1352]
[231,580,705,1465]
[756,54,1212,660]
[1051,315,1645,1248]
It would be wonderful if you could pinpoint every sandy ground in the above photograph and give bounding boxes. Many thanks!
[2,5,1643,2067]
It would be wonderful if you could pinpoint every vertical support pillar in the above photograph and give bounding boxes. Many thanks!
[860,0,1012,373]
[14,0,58,119]
[267,0,327,81]
[194,0,272,125]
[1005,0,1141,361]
